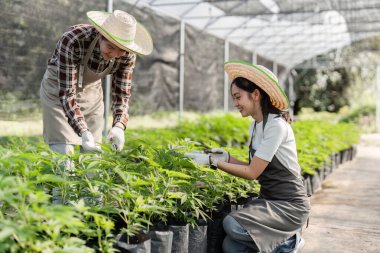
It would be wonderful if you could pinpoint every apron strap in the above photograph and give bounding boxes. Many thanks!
[248,114,269,163]
[78,34,101,88]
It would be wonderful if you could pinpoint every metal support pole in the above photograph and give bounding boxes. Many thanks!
[376,65,380,132]
[103,0,113,136]
[252,52,257,65]
[224,39,230,113]
[179,21,185,122]
[273,61,278,77]
[288,70,295,118]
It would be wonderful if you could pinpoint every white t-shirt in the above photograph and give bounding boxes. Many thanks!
[249,113,301,178]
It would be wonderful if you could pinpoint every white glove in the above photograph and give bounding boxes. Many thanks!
[81,131,103,153]
[106,126,125,151]
[184,152,211,166]
[209,148,230,165]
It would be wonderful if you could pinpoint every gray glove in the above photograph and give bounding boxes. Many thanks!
[209,148,230,165]
[106,126,125,151]
[81,130,103,153]
[184,152,211,166]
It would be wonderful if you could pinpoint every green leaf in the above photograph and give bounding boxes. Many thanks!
[0,227,14,242]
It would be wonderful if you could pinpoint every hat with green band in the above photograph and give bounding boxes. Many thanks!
[87,10,153,56]
[224,60,289,110]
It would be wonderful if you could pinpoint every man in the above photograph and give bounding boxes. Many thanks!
[40,10,153,155]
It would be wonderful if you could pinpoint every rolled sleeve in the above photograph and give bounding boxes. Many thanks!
[111,53,136,128]
[57,32,88,135]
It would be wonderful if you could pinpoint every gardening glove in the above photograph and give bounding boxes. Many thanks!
[81,130,103,153]
[106,124,125,152]
[184,152,211,166]
[208,148,230,164]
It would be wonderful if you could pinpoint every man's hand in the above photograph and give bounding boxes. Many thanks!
[81,130,103,153]
[106,125,125,152]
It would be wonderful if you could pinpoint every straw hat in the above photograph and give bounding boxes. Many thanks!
[224,60,289,110]
[87,10,153,56]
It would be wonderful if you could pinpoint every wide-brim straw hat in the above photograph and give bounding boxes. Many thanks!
[87,10,153,56]
[224,60,289,110]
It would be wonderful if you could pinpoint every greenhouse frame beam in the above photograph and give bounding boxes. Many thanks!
[242,12,333,50]
[179,2,202,18]
[377,65,380,132]
[151,1,203,7]
[200,1,248,32]
[224,39,230,113]
[137,0,380,68]
[179,21,186,121]
[180,5,380,18]
[207,20,380,30]
[103,0,113,136]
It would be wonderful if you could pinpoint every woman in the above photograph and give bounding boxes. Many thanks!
[186,61,310,253]
[40,10,153,155]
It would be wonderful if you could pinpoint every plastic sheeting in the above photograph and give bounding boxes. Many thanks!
[136,0,380,68]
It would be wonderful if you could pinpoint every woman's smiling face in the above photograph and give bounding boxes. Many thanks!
[231,83,256,117]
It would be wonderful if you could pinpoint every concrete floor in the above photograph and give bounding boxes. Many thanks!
[302,134,380,253]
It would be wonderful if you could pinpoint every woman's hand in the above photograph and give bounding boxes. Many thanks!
[184,152,211,166]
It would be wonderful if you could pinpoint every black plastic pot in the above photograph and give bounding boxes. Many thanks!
[168,223,189,253]
[206,202,231,253]
[148,219,173,253]
[114,232,151,253]
[188,218,208,253]
[303,175,312,196]
[310,171,321,194]
[148,230,173,253]
[231,194,257,211]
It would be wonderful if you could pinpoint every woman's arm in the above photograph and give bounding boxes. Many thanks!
[228,155,249,166]
[216,155,269,180]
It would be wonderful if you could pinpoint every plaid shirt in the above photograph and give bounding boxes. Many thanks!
[48,24,136,135]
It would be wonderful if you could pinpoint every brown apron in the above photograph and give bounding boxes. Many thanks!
[230,116,310,253]
[40,35,114,145]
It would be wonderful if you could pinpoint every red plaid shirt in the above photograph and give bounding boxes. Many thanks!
[48,24,136,135]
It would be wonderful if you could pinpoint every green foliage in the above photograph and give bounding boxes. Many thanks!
[293,120,359,175]
[294,68,350,113]
[339,104,376,133]
[0,175,101,252]
[0,113,360,251]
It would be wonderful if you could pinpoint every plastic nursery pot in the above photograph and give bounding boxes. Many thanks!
[231,195,256,211]
[310,171,321,194]
[317,166,325,181]
[206,216,225,253]
[162,214,191,252]
[148,230,173,253]
[114,232,151,253]
[330,154,337,171]
[206,202,231,253]
[148,220,173,253]
[302,175,312,196]
[168,223,189,253]
[209,201,232,220]
[340,148,351,163]
[188,218,208,253]
[84,236,100,250]
[324,161,332,178]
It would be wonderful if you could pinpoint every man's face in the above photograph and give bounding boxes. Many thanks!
[99,36,127,60]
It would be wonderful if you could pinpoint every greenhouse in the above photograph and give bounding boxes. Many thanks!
[1,0,379,252]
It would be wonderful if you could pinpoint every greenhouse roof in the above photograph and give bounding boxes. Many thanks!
[132,0,380,68]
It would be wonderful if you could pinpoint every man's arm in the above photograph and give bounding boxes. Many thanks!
[57,29,88,136]
[111,53,136,129]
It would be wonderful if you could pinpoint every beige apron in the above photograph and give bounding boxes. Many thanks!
[230,116,310,253]
[40,35,114,145]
